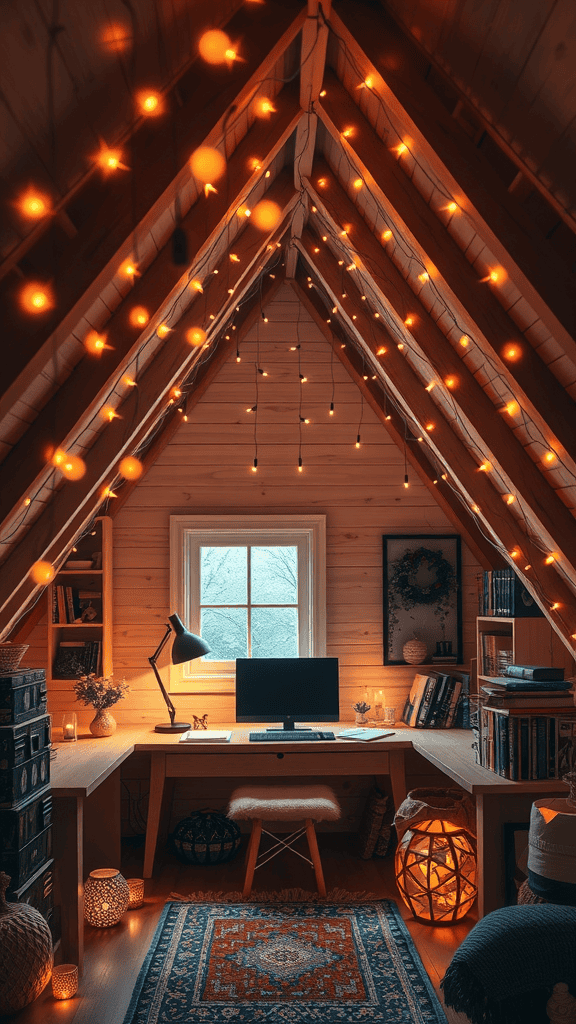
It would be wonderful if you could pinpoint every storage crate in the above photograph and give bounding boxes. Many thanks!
[1,825,52,889]
[9,858,56,939]
[0,669,47,725]
[0,714,51,767]
[0,748,50,807]
[0,787,52,852]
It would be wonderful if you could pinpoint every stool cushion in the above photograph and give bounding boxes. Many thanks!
[228,785,341,822]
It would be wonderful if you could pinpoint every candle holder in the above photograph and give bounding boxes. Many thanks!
[61,712,77,742]
[126,878,145,909]
[383,707,397,727]
[52,964,78,1000]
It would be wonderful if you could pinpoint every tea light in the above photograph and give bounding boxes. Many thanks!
[62,712,77,742]
[126,878,145,909]
[373,690,383,719]
[52,964,78,1000]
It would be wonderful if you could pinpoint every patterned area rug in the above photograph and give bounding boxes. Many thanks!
[123,895,447,1023]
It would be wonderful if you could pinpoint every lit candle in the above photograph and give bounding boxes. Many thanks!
[52,964,78,1000]
[126,878,145,909]
[62,713,77,742]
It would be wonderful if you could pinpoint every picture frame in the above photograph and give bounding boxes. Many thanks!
[383,534,462,665]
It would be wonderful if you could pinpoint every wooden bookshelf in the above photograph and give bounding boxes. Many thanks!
[476,615,575,690]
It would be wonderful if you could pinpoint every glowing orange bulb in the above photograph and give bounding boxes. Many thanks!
[119,456,143,480]
[190,279,204,293]
[317,178,327,188]
[478,461,491,472]
[20,283,52,314]
[545,554,557,565]
[24,497,31,506]
[102,405,119,422]
[341,128,353,138]
[137,91,161,116]
[425,423,434,431]
[418,271,429,282]
[20,190,50,219]
[490,270,499,282]
[503,344,520,362]
[397,343,404,350]
[504,493,516,504]
[551,602,560,611]
[84,330,107,355]
[425,382,436,391]
[190,147,225,183]
[130,306,149,327]
[353,178,363,190]
[120,259,138,278]
[186,327,206,347]
[382,229,392,241]
[444,376,457,389]
[237,204,251,218]
[510,549,519,559]
[446,201,458,213]
[505,400,519,416]
[97,147,124,172]
[396,142,407,155]
[199,29,233,64]
[100,23,131,53]
[471,504,481,513]
[204,183,218,197]
[102,487,117,499]
[377,347,387,355]
[122,376,137,387]
[229,253,241,263]
[544,451,557,464]
[157,324,171,338]
[404,316,414,327]
[256,98,276,117]
[30,560,55,585]
[251,200,281,231]
[319,89,326,97]
[61,454,86,481]
[460,334,469,347]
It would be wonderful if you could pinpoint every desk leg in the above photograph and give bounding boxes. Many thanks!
[84,767,122,875]
[144,752,166,878]
[53,795,84,972]
[387,751,407,810]
[476,793,505,918]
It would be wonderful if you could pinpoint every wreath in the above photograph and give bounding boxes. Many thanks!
[389,546,456,608]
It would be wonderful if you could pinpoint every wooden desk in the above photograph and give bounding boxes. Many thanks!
[138,725,412,878]
[411,729,570,917]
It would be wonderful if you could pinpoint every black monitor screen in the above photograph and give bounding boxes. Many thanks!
[235,658,339,728]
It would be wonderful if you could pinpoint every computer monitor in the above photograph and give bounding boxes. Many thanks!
[235,658,339,731]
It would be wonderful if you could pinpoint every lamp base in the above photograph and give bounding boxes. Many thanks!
[155,721,191,734]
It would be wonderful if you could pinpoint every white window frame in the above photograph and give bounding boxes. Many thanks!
[169,515,327,693]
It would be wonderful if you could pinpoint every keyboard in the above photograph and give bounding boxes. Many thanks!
[249,730,336,742]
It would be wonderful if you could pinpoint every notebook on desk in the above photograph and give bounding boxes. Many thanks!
[179,730,232,743]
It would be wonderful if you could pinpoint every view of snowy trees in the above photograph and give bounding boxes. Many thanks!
[199,545,299,659]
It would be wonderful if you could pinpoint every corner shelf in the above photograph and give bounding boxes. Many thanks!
[47,516,112,685]
[476,615,574,690]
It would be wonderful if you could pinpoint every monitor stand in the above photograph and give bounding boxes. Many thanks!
[265,718,312,732]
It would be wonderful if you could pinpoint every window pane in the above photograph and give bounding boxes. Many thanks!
[200,546,247,604]
[251,546,298,604]
[251,607,299,658]
[201,607,247,660]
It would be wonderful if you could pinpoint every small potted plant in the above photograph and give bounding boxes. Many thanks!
[353,700,371,726]
[73,673,129,737]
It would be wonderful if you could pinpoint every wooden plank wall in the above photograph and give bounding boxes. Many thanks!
[26,282,480,830]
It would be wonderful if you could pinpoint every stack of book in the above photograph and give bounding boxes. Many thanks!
[52,640,102,678]
[480,631,513,676]
[477,569,543,617]
[52,586,101,624]
[402,671,470,729]
[476,664,576,779]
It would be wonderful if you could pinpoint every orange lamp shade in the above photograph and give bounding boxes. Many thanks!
[395,819,477,924]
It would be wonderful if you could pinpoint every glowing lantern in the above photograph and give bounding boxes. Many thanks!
[198,30,233,64]
[395,819,477,924]
[129,306,149,328]
[190,147,225,183]
[30,561,56,585]
[20,283,52,314]
[186,327,206,347]
[251,200,281,231]
[119,456,143,480]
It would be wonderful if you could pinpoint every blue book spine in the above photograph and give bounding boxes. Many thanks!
[520,717,530,779]
[548,717,557,778]
[508,716,518,780]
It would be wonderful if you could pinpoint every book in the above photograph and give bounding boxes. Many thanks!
[444,679,462,728]
[179,730,232,743]
[337,728,395,741]
[402,673,434,728]
[481,688,575,709]
[504,665,564,681]
[483,678,572,691]
[415,677,439,727]
[427,675,450,728]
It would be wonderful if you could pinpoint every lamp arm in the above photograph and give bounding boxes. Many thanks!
[149,624,176,725]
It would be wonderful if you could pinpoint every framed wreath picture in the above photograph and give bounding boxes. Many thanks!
[383,534,462,665]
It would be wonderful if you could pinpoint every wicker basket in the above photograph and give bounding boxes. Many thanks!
[0,645,29,673]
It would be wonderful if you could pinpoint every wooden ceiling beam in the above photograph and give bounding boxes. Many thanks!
[286,0,332,277]
[0,199,296,632]
[292,273,497,571]
[306,160,576,575]
[330,4,576,361]
[316,71,576,467]
[0,140,300,533]
[297,227,576,656]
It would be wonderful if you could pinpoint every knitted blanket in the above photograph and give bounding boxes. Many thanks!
[442,905,576,1024]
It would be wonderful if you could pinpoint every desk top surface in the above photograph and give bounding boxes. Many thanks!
[50,725,572,798]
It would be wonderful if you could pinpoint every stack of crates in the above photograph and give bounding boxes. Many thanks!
[0,668,56,938]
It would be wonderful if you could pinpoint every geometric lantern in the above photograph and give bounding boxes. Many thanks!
[395,819,477,924]
[84,869,129,927]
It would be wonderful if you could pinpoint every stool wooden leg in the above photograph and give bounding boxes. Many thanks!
[305,818,326,897]
[243,819,262,899]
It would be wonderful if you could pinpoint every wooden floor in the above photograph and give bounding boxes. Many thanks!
[13,835,476,1023]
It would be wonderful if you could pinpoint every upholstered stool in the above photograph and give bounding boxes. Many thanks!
[227,785,341,898]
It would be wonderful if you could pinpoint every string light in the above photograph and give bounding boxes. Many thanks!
[418,271,429,283]
[229,253,240,263]
[19,190,50,219]
[425,382,436,391]
[186,327,206,347]
[199,29,235,64]
[190,279,203,293]
[545,554,557,565]
[252,458,258,472]
[404,315,414,327]
[20,283,52,314]
[459,334,470,347]
[190,147,225,182]
[122,376,136,387]
[102,486,117,499]
[119,456,143,480]
[377,347,387,356]
[341,127,354,138]
[204,183,218,197]
[478,461,492,472]
[120,259,139,278]
[504,493,516,504]
[444,376,457,389]
[505,400,519,416]
[551,603,561,611]
[157,324,171,338]
[60,454,86,481]
[129,307,149,327]
[382,229,392,241]
[101,405,120,422]
[137,91,162,116]
[84,330,108,355]
[96,147,127,173]
[298,457,303,473]
[30,561,55,585]
[252,200,281,230]
[396,142,408,156]
[353,178,363,190]
[503,344,521,362]
[543,451,557,465]
[256,98,276,117]
[445,202,458,214]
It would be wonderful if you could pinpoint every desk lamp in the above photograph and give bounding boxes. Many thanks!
[149,613,210,733]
